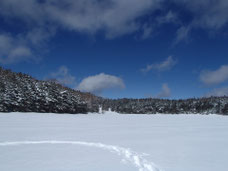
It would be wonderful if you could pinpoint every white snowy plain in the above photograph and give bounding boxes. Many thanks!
[0,112,228,171]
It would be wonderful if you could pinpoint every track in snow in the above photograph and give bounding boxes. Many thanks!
[0,140,161,171]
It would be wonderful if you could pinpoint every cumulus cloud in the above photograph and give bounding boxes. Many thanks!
[77,73,125,94]
[141,56,177,73]
[0,0,160,38]
[200,65,228,85]
[156,83,171,98]
[1,0,228,64]
[48,66,77,87]
[175,0,228,29]
[0,0,161,63]
[47,0,161,38]
[0,27,55,64]
[173,0,228,42]
[46,0,228,40]
[25,28,55,46]
[0,34,33,64]
[205,87,228,97]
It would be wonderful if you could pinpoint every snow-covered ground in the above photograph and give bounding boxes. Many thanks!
[0,112,228,171]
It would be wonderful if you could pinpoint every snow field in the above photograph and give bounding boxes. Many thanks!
[0,112,228,171]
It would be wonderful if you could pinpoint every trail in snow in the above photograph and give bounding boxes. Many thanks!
[0,140,161,171]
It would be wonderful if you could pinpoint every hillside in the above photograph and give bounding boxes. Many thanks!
[0,67,99,113]
[0,67,228,115]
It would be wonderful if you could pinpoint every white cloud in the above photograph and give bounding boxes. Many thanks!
[175,0,228,30]
[173,0,228,43]
[77,73,125,94]
[0,0,228,64]
[0,0,161,63]
[0,0,160,38]
[46,0,160,38]
[25,28,55,46]
[200,65,228,85]
[9,47,31,58]
[141,23,154,39]
[0,27,55,64]
[49,66,77,87]
[0,34,11,51]
[205,87,228,97]
[157,11,177,24]
[156,83,171,98]
[141,56,177,73]
[3,0,228,40]
[174,26,191,44]
[0,34,33,64]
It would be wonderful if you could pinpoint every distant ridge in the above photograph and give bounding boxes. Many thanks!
[0,67,228,115]
[101,97,228,115]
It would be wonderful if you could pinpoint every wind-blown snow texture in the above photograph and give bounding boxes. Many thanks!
[0,112,228,171]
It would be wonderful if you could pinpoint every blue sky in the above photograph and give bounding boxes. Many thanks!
[1,0,228,99]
